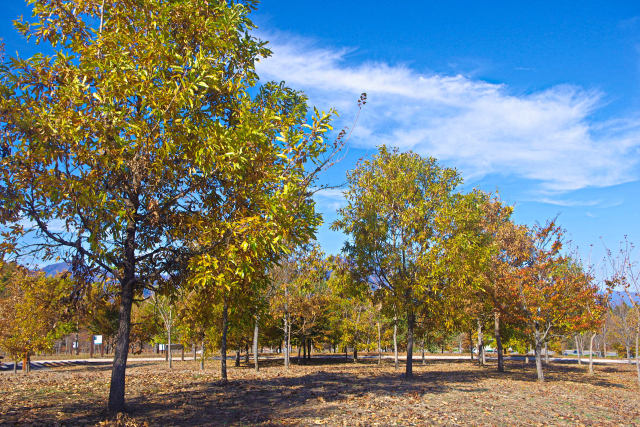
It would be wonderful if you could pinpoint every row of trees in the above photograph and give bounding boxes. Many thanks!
[0,0,635,414]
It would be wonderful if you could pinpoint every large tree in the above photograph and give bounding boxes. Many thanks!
[0,0,338,411]
[333,146,461,377]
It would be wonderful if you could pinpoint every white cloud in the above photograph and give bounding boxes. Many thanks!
[256,33,640,194]
[313,188,347,211]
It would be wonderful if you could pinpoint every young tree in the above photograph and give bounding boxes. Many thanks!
[0,262,75,372]
[512,222,602,381]
[0,0,339,411]
[152,292,177,369]
[333,146,461,377]
[605,238,640,385]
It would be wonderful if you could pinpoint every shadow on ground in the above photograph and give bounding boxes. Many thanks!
[2,358,630,426]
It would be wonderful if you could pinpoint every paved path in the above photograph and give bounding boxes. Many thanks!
[1,354,635,371]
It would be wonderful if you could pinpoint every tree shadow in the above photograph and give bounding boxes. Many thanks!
[1,357,630,426]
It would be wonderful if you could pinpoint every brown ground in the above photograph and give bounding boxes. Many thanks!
[1,357,639,426]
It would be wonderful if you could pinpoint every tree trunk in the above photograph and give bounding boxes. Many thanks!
[245,344,249,364]
[168,318,172,369]
[575,335,582,366]
[283,314,290,369]
[107,270,134,413]
[377,322,382,365]
[535,340,544,382]
[589,332,596,375]
[193,343,196,361]
[253,316,259,372]
[90,336,95,358]
[200,340,205,371]
[75,332,79,356]
[221,296,228,382]
[406,311,415,378]
[301,338,306,360]
[635,327,640,386]
[22,353,28,373]
[235,348,240,367]
[469,330,474,361]
[544,342,549,364]
[393,317,398,370]
[308,338,312,360]
[494,312,504,372]
[13,358,17,374]
[353,345,358,362]
[181,346,184,361]
[477,319,484,366]
[421,336,426,365]
[284,285,290,369]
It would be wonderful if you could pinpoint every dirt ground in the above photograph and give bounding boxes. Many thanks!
[1,357,639,426]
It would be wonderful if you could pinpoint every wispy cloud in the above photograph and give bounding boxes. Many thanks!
[535,198,602,207]
[256,33,640,195]
[313,188,347,211]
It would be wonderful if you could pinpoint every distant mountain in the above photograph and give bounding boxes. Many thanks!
[40,262,71,277]
[610,290,640,307]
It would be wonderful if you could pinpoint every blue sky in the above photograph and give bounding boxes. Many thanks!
[2,1,639,277]
[252,0,640,276]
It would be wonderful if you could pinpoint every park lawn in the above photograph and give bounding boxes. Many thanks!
[1,358,639,426]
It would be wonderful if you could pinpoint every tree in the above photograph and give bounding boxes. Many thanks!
[0,262,74,372]
[327,255,371,361]
[512,222,603,381]
[333,146,461,377]
[604,237,640,385]
[0,0,339,411]
[152,292,177,369]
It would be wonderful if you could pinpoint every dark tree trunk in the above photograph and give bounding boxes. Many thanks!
[221,296,228,382]
[302,338,306,360]
[494,312,504,372]
[406,311,415,378]
[235,348,240,367]
[244,344,249,364]
[107,271,135,413]
[353,346,358,362]
[307,338,312,359]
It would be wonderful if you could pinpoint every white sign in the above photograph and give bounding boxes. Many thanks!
[158,344,165,351]
[93,335,103,345]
